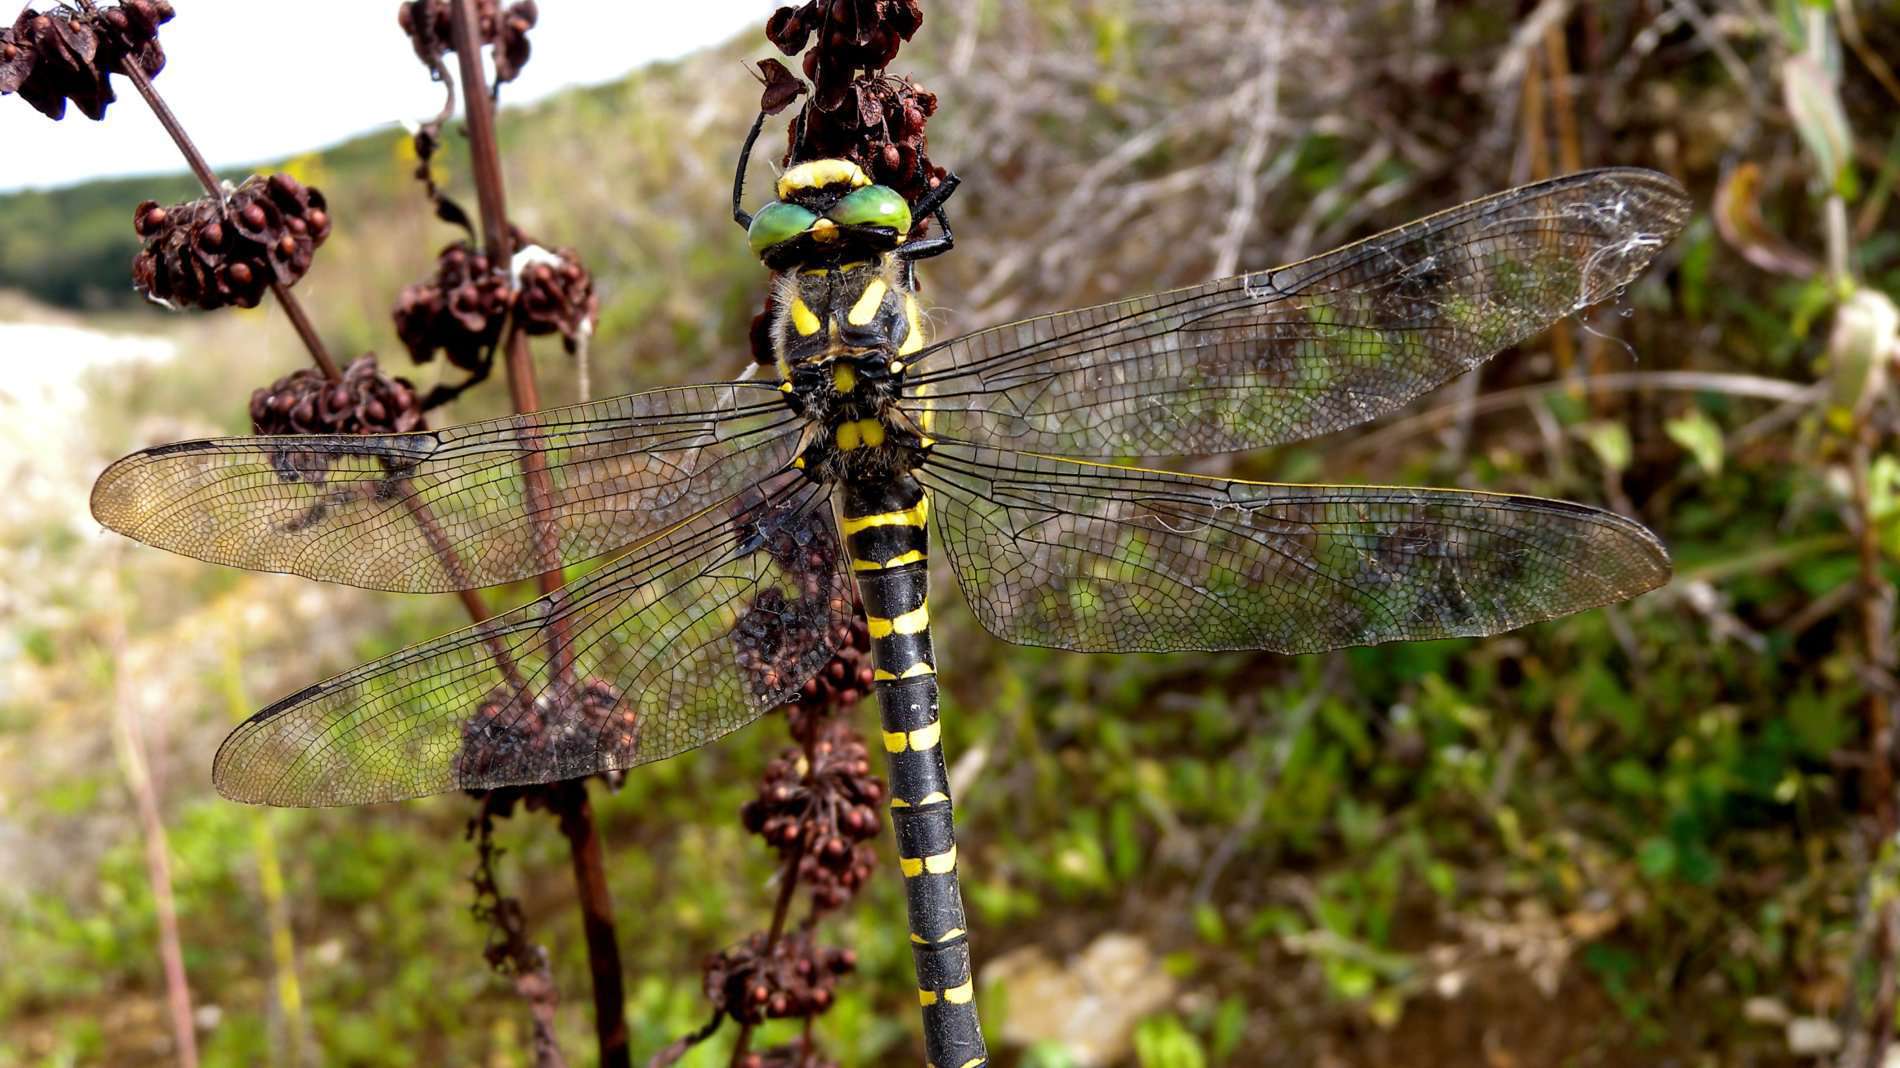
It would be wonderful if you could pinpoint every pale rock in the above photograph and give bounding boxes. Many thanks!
[984,932,1178,1066]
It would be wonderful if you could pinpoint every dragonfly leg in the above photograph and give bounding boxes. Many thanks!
[899,173,960,264]
[841,474,988,1068]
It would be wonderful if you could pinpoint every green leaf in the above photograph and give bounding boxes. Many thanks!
[1665,407,1725,476]
[1637,836,1678,879]
[1576,420,1633,472]
[1193,902,1228,945]
[1782,53,1857,195]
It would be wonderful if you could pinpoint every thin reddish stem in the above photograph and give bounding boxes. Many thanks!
[556,782,632,1068]
[730,718,820,1068]
[729,833,809,1067]
[444,9,625,1068]
[447,1,570,666]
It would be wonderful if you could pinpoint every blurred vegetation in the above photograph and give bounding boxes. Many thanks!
[3,1,1900,1066]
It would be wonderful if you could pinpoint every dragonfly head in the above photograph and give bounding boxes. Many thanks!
[748,158,914,269]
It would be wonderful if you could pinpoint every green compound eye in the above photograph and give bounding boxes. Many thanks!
[829,185,912,235]
[747,202,819,257]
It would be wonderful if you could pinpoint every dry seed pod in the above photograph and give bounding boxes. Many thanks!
[0,2,173,121]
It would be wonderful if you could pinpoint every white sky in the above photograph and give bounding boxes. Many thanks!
[0,1,764,192]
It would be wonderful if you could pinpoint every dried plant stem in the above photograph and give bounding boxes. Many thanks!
[115,35,507,651]
[107,616,199,1068]
[444,6,627,1067]
[554,782,631,1068]
[729,827,810,1067]
[1850,430,1899,1068]
[115,60,342,381]
[117,62,507,648]
[1851,437,1896,833]
[446,0,572,670]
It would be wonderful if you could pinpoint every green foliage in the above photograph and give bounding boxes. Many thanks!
[4,2,1900,1066]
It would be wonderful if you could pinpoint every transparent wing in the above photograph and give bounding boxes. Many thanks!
[91,382,803,593]
[920,442,1670,654]
[905,169,1690,457]
[213,475,852,806]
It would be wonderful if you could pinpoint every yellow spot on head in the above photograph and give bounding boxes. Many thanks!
[848,278,890,326]
[836,421,862,451]
[810,218,839,243]
[790,298,821,337]
[832,362,857,394]
[777,159,870,199]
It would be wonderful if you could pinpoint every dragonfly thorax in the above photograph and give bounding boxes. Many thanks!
[773,255,930,483]
[770,257,925,370]
[785,349,927,483]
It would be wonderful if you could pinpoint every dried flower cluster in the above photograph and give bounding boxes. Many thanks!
[764,0,943,206]
[133,174,332,311]
[398,0,537,85]
[394,241,511,372]
[744,713,885,912]
[0,1,172,121]
[250,354,423,448]
[455,677,635,796]
[703,930,857,1028]
[394,236,599,375]
[515,247,599,355]
[793,616,873,713]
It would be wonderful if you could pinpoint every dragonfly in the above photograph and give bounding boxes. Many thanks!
[91,122,1689,1066]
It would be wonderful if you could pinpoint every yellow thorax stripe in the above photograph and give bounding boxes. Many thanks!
[848,278,889,326]
[868,605,929,638]
[789,297,821,337]
[840,496,929,534]
[898,292,926,357]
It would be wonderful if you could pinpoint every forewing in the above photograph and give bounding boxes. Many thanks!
[921,443,1670,654]
[91,383,801,592]
[213,476,852,805]
[905,169,1690,457]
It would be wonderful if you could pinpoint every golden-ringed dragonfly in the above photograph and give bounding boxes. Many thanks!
[91,118,1690,1065]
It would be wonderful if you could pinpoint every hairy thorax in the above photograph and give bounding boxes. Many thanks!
[774,256,931,484]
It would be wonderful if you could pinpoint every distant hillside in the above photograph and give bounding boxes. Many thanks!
[0,171,202,310]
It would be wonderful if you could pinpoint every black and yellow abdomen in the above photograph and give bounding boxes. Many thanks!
[838,474,986,1068]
